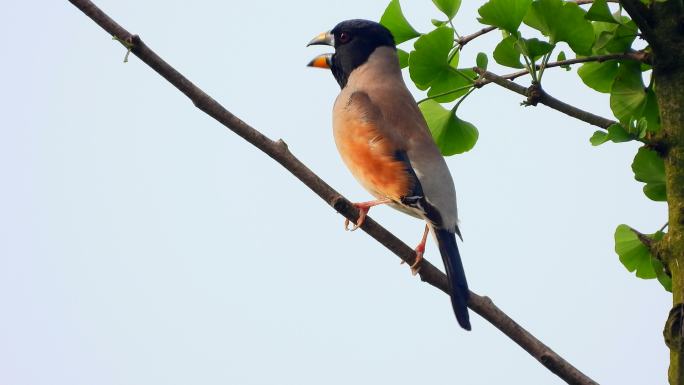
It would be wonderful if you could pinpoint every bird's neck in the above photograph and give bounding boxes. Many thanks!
[338,47,401,89]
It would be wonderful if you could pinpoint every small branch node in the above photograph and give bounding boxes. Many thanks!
[539,352,554,365]
[275,138,289,152]
[112,34,134,63]
[524,83,543,106]
[480,295,494,306]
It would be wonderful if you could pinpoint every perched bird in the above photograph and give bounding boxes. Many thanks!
[307,19,471,330]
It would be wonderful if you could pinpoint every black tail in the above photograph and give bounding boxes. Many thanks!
[434,228,471,330]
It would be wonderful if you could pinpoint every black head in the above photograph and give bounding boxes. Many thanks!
[307,19,396,88]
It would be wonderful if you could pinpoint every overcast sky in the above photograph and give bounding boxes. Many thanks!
[0,1,670,384]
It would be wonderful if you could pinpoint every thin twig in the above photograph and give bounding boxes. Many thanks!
[457,26,496,48]
[499,51,650,82]
[66,1,599,384]
[474,69,617,129]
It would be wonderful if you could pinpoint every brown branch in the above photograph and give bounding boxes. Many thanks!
[474,69,617,130]
[500,51,650,82]
[457,26,496,48]
[66,1,599,384]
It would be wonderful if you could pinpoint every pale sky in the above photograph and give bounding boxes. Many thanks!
[0,1,669,384]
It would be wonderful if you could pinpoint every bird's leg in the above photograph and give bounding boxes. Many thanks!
[344,198,392,231]
[401,224,429,276]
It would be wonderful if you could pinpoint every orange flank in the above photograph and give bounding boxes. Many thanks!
[334,119,412,202]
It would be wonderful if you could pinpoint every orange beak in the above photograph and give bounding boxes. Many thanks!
[307,53,332,69]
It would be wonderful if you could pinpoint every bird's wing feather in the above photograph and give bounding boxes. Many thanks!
[336,89,458,231]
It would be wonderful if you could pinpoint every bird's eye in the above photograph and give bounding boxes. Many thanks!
[338,32,350,44]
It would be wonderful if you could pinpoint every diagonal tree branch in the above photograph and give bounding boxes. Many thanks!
[66,1,599,384]
[499,51,650,82]
[474,68,617,130]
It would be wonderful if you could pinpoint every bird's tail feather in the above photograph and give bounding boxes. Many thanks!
[434,227,471,330]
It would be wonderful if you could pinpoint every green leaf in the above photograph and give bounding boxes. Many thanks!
[643,183,667,201]
[518,38,554,61]
[397,48,410,69]
[524,0,594,55]
[589,123,634,146]
[419,100,478,155]
[591,21,619,53]
[610,61,647,123]
[589,130,609,146]
[615,225,656,279]
[557,51,571,70]
[431,19,449,27]
[426,69,476,102]
[577,60,619,93]
[607,123,633,143]
[636,117,648,138]
[493,35,525,69]
[380,0,421,44]
[632,146,667,201]
[477,0,532,34]
[601,19,638,53]
[409,28,474,102]
[432,0,462,20]
[476,52,488,70]
[409,27,454,89]
[449,48,460,68]
[586,0,619,23]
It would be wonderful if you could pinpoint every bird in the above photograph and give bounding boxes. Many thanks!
[306,19,471,330]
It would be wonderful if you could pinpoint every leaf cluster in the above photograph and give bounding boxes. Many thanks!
[380,0,667,290]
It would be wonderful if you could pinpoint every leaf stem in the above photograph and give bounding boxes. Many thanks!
[518,44,538,82]
[449,20,461,40]
[449,66,477,84]
[452,88,476,112]
[537,49,555,83]
[660,222,670,233]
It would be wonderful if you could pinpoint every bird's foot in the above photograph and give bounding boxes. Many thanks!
[401,224,429,275]
[401,244,424,276]
[343,199,391,231]
[411,244,425,276]
[344,205,369,231]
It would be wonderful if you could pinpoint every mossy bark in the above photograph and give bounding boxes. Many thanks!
[644,2,684,384]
